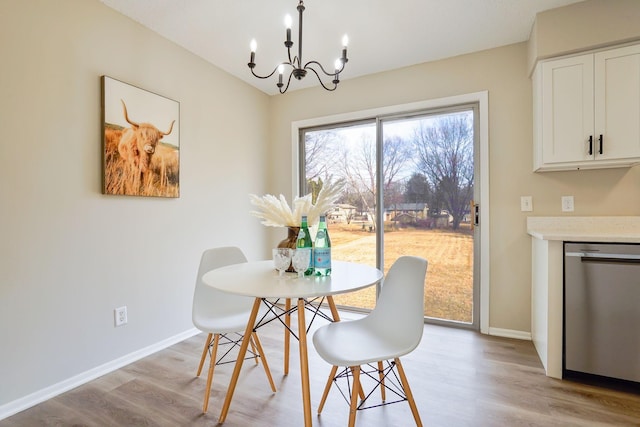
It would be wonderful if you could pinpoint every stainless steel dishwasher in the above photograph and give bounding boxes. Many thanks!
[564,242,640,386]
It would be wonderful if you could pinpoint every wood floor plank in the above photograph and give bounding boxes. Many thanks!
[2,315,639,426]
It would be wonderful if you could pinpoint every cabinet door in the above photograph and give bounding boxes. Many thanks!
[541,54,594,165]
[594,44,640,160]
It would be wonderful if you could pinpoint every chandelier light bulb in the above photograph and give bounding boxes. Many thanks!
[277,64,285,87]
[285,14,292,45]
[332,59,341,85]
[341,34,349,63]
[249,39,257,68]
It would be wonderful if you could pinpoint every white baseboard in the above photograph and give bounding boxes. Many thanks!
[488,327,532,341]
[0,328,200,421]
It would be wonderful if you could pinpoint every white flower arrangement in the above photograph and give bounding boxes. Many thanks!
[249,181,343,228]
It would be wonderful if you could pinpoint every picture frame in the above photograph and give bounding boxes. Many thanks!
[101,76,180,198]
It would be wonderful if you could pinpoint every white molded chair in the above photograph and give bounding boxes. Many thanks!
[312,256,428,426]
[192,247,276,413]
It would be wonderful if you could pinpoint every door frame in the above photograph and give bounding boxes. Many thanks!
[291,92,490,334]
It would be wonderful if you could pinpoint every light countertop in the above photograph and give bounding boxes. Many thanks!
[527,216,640,242]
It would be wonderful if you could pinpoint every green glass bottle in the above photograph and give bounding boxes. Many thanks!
[296,215,314,276]
[314,215,331,276]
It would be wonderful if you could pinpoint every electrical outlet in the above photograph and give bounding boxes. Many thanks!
[561,196,574,212]
[520,196,533,212]
[114,306,128,327]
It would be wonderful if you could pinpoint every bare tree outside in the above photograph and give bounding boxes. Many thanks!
[412,113,474,229]
[300,108,476,325]
[334,132,413,229]
[382,135,413,204]
[338,133,377,225]
[304,130,340,183]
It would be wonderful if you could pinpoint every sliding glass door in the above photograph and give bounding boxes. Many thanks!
[299,105,479,328]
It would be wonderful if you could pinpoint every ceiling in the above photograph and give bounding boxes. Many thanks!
[100,0,585,95]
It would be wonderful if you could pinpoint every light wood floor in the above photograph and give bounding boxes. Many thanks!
[2,310,639,426]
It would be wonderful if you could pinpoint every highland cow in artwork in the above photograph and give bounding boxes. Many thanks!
[118,100,175,182]
[102,76,180,198]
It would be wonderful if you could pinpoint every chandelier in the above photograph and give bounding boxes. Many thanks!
[248,0,349,94]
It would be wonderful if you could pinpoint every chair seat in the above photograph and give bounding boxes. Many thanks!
[194,299,273,334]
[312,319,417,367]
[194,311,257,334]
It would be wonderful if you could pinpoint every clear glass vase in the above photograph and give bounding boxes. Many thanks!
[277,227,300,272]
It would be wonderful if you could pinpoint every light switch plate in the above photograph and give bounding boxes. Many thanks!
[562,196,574,212]
[520,196,533,212]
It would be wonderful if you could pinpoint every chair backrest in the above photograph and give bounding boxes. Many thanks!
[192,246,254,329]
[366,256,428,352]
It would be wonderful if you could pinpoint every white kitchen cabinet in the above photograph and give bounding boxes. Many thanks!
[533,43,640,171]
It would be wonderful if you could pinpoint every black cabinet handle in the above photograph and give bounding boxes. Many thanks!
[599,134,603,154]
[588,135,593,155]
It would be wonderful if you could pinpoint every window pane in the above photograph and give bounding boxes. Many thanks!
[382,111,474,323]
[302,122,378,311]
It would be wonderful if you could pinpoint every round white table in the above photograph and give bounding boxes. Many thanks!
[202,260,383,426]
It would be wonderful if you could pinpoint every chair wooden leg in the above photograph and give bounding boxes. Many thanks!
[348,366,361,427]
[378,361,386,401]
[249,334,259,365]
[327,296,341,321]
[202,334,220,413]
[317,365,338,414]
[284,298,291,375]
[196,333,213,377]
[251,332,276,392]
[349,367,366,400]
[219,298,262,424]
[394,358,422,427]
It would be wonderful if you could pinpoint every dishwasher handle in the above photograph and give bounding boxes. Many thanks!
[566,251,640,264]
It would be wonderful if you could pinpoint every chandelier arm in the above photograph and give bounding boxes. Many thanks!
[287,46,296,67]
[304,66,338,91]
[279,70,296,94]
[250,64,288,80]
[304,60,344,78]
[290,54,301,69]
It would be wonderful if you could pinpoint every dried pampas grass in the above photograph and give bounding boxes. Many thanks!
[250,181,343,227]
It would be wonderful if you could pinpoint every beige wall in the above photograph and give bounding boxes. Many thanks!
[268,40,640,334]
[0,0,269,409]
[528,0,640,73]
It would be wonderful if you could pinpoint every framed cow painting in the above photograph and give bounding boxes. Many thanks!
[101,76,180,198]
